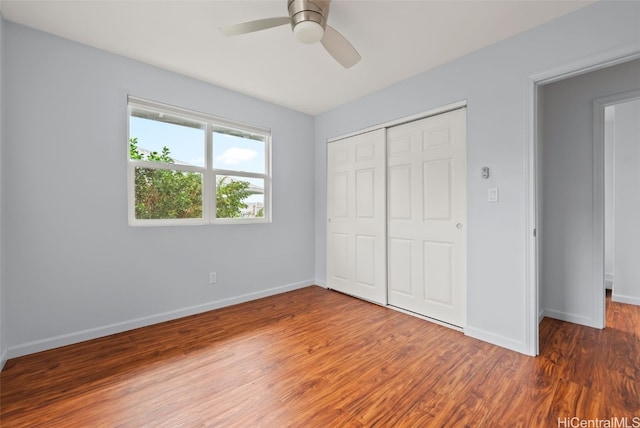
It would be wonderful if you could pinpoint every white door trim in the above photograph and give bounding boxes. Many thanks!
[327,100,467,143]
[593,89,640,326]
[525,43,640,355]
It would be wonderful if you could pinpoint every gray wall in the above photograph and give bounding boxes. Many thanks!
[315,0,640,354]
[3,21,315,357]
[541,59,640,326]
[613,98,640,305]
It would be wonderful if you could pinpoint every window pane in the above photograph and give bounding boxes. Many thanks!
[134,167,203,219]
[130,108,206,167]
[212,129,265,174]
[216,175,265,219]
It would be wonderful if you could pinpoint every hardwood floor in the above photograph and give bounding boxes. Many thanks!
[1,286,638,427]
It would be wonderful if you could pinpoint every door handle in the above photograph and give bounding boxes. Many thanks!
[456,223,463,230]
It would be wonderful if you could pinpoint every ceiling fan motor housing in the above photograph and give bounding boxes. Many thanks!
[288,0,330,31]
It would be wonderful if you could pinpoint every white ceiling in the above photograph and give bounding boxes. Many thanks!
[1,0,594,115]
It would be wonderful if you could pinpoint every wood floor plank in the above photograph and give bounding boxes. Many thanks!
[399,388,488,428]
[546,379,607,426]
[477,355,560,427]
[2,286,639,427]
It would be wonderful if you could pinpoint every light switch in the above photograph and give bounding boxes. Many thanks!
[488,188,499,202]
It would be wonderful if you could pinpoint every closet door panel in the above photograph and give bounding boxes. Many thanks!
[387,108,467,328]
[327,129,386,304]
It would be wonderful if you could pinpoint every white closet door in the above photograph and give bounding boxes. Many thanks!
[327,129,387,305]
[387,108,467,327]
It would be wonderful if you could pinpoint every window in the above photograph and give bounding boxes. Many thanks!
[127,96,271,225]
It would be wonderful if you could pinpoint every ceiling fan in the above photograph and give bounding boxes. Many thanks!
[220,0,361,69]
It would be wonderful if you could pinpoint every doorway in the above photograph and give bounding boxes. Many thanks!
[536,58,640,338]
[603,97,640,314]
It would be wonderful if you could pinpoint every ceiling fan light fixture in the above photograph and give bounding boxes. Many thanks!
[293,20,324,44]
[221,0,360,68]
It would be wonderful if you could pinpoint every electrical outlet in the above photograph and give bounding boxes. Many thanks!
[209,272,217,284]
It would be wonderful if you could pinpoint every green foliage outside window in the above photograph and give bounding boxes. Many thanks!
[215,176,251,219]
[130,138,251,219]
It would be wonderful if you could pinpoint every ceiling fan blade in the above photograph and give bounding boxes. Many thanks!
[220,17,290,36]
[321,25,361,69]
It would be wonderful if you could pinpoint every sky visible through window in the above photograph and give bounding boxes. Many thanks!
[130,116,265,204]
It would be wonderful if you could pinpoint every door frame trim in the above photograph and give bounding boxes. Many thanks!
[327,100,467,143]
[593,89,640,327]
[525,42,640,355]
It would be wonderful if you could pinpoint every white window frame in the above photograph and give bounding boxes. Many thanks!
[127,96,272,226]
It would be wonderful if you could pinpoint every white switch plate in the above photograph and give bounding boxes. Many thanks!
[488,188,499,202]
[209,272,217,284]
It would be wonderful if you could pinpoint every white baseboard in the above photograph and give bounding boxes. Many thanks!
[542,308,599,328]
[315,279,327,288]
[612,292,640,306]
[538,308,545,324]
[464,325,531,356]
[7,280,314,359]
[1,349,7,371]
